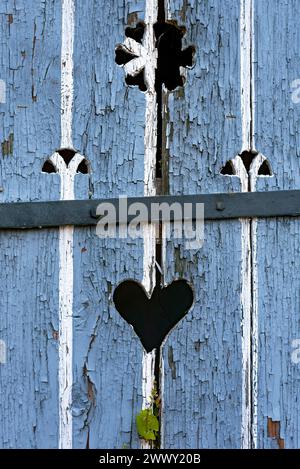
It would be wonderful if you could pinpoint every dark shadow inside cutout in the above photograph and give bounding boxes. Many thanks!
[125,22,145,44]
[42,160,56,173]
[113,279,194,353]
[154,22,195,91]
[57,148,76,166]
[220,160,235,175]
[115,20,195,92]
[115,22,147,91]
[240,150,257,172]
[77,159,89,174]
[258,160,272,176]
[125,71,147,92]
[115,46,136,66]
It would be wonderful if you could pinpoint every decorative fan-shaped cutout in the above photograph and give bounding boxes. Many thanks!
[221,150,272,178]
[42,149,90,174]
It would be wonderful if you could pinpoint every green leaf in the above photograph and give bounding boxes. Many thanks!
[136,409,159,441]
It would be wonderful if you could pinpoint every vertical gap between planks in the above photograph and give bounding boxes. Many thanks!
[59,0,75,449]
[142,0,168,449]
[160,221,169,449]
[142,0,159,450]
[239,0,258,449]
[249,0,258,449]
[157,0,168,451]
[240,0,252,449]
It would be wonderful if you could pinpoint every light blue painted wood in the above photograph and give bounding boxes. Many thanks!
[0,230,60,448]
[162,0,245,448]
[1,0,299,451]
[72,0,146,448]
[0,0,61,202]
[0,0,61,447]
[254,0,300,449]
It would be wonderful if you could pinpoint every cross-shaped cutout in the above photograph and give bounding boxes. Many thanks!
[115,20,195,91]
[154,22,195,91]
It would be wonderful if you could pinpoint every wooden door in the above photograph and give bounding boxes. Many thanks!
[0,0,300,449]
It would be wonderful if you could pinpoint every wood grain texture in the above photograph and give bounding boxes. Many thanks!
[253,0,300,449]
[161,0,245,448]
[0,0,61,202]
[1,0,300,450]
[72,0,147,448]
[0,1,61,448]
[0,230,60,448]
[162,227,244,448]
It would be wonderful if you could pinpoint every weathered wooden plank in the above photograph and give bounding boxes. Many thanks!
[0,0,61,202]
[0,0,61,447]
[72,0,148,448]
[253,0,300,449]
[0,230,59,448]
[161,0,245,448]
[1,0,298,451]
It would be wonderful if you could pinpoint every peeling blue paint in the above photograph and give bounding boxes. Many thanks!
[254,0,300,449]
[162,0,244,449]
[0,0,61,448]
[72,0,147,449]
[1,0,300,450]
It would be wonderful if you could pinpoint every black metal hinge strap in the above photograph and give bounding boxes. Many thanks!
[0,190,300,230]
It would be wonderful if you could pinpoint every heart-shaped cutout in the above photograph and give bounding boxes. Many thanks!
[113,279,194,353]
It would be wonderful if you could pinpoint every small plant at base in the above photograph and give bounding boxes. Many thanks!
[136,382,161,446]
[136,408,159,442]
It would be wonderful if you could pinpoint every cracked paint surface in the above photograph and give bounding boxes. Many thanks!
[162,0,300,449]
[0,0,61,448]
[72,0,147,449]
[1,0,300,450]
[162,0,244,449]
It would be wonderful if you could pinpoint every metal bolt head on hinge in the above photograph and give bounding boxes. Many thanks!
[216,201,225,211]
